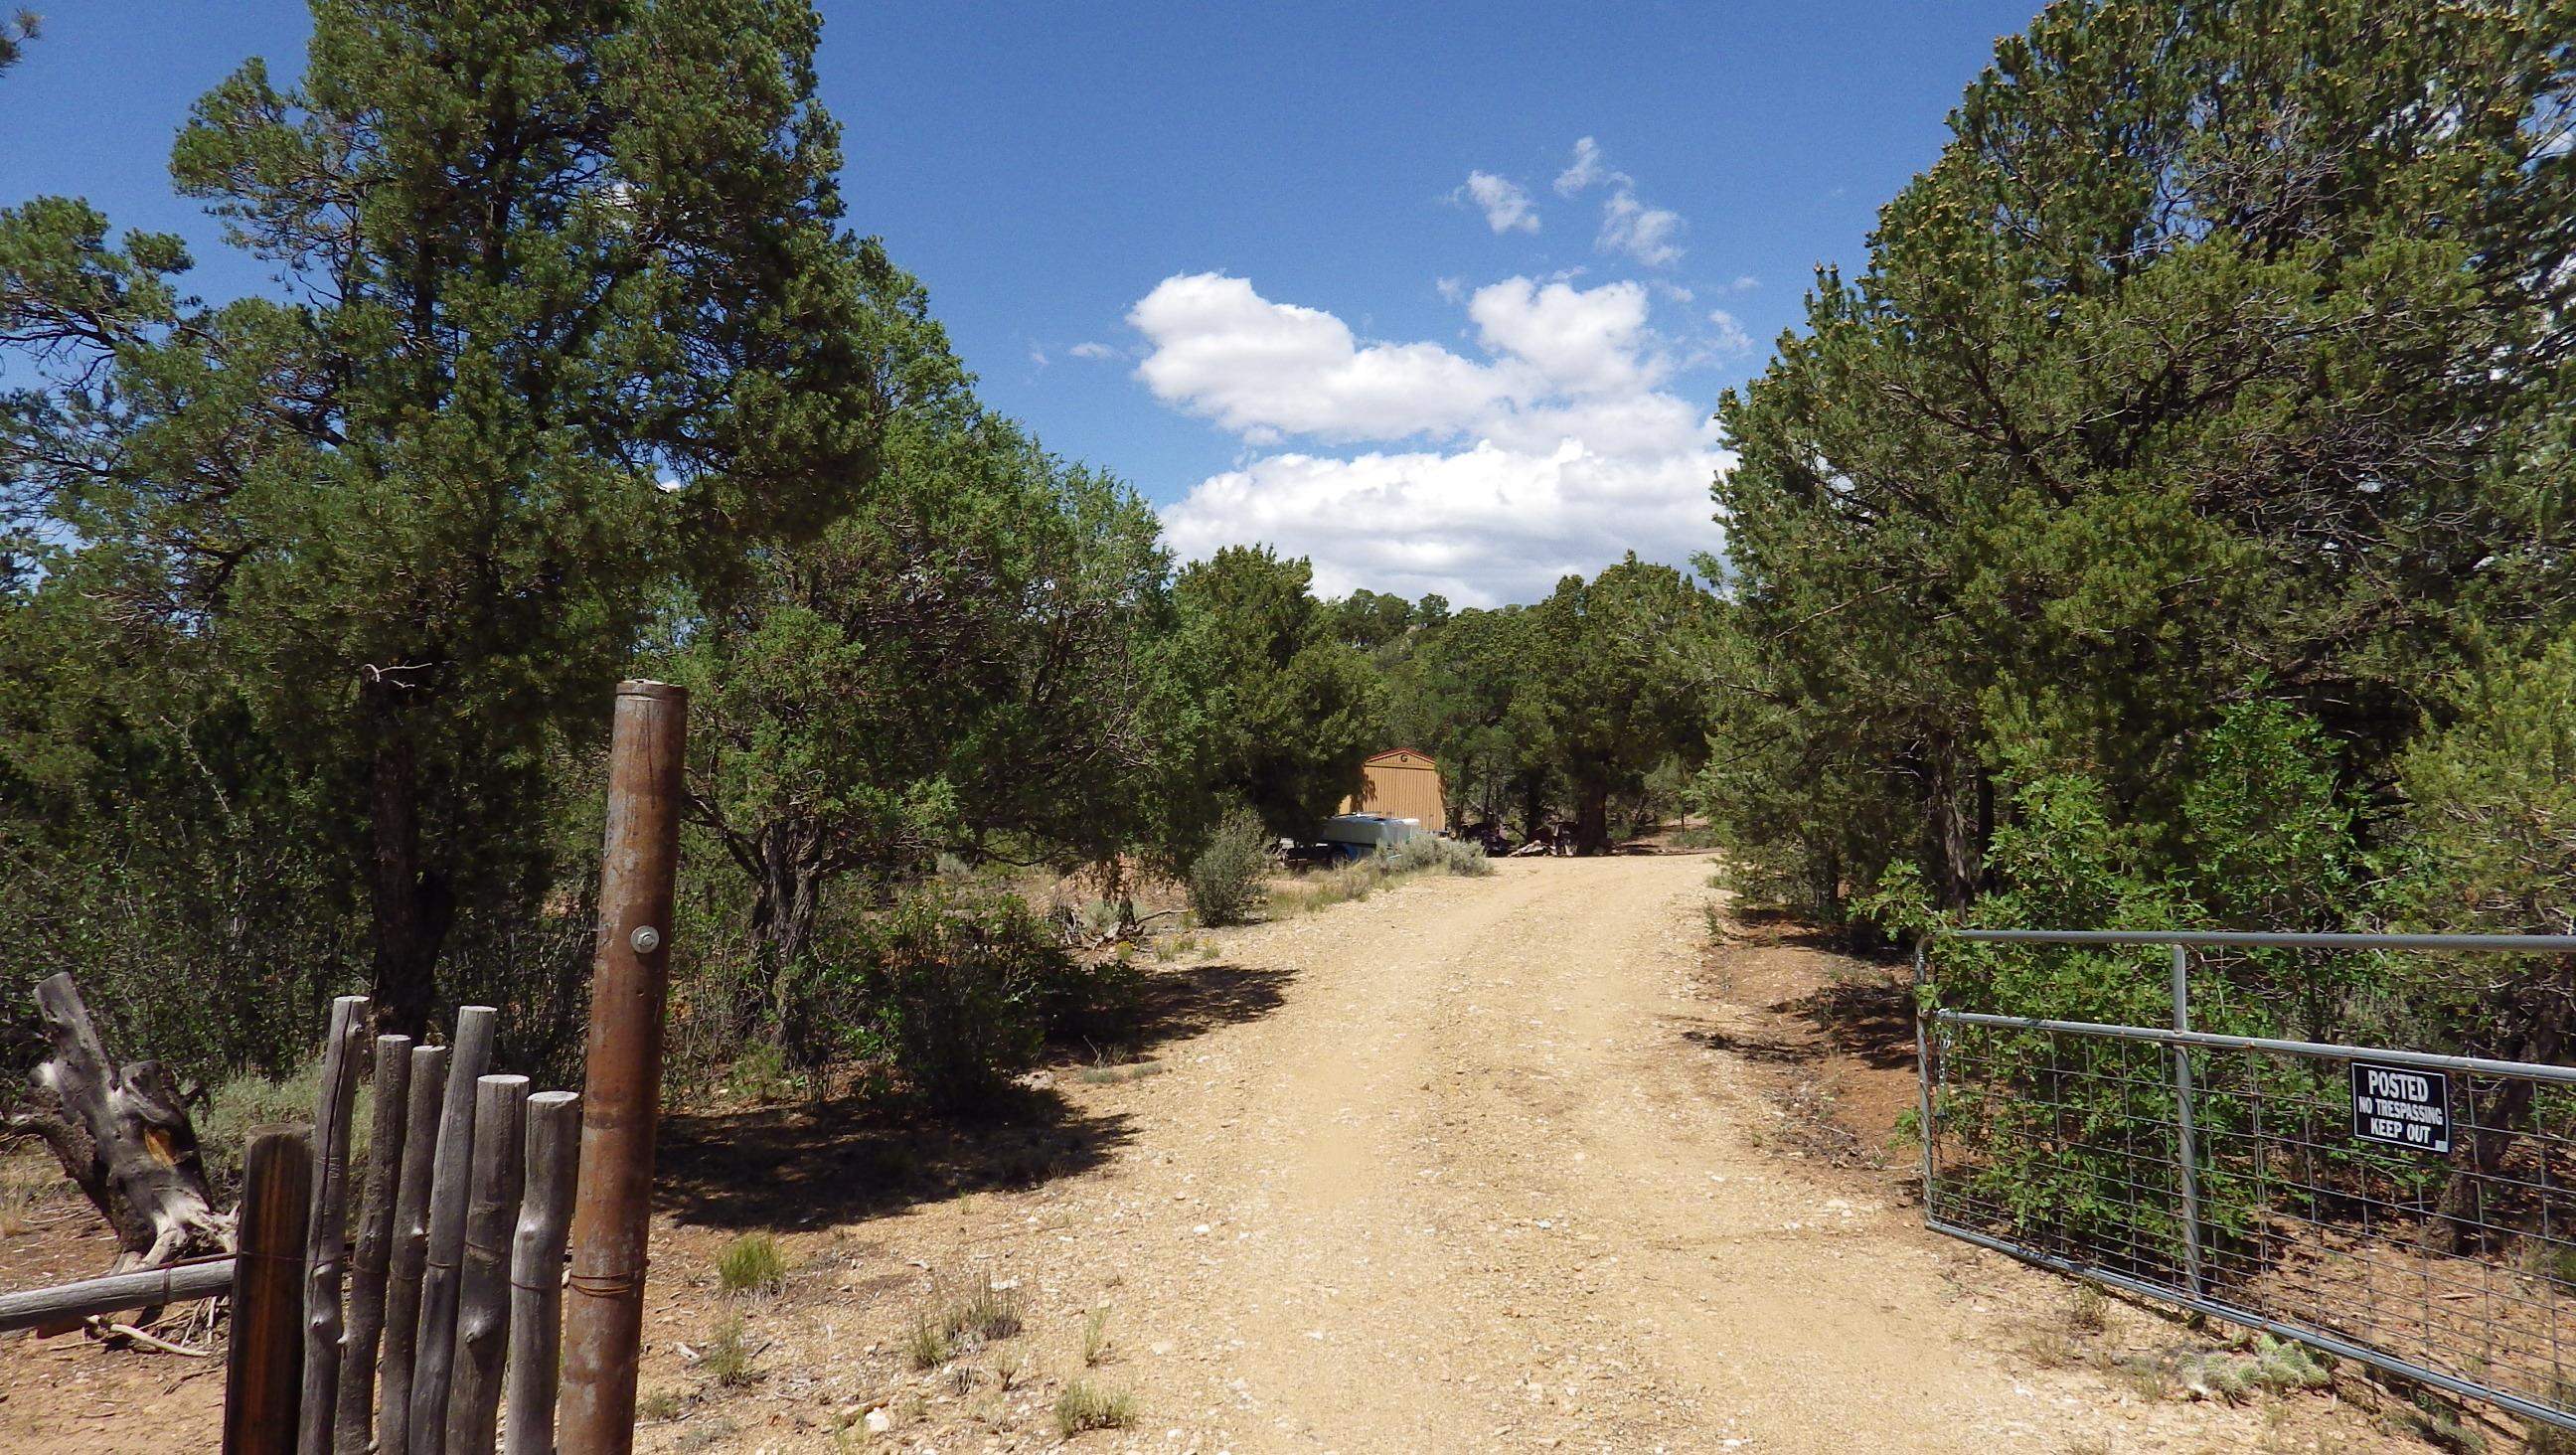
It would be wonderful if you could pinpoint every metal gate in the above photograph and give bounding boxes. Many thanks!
[1917,928,2576,1432]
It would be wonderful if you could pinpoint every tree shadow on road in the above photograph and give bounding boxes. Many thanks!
[1114,961,1294,1054]
[656,959,1296,1232]
[657,1085,1135,1232]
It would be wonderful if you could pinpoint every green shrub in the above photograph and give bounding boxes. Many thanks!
[1186,808,1271,926]
[1383,835,1494,877]
[1037,951,1144,1053]
[203,1056,372,1191]
[856,887,1066,1111]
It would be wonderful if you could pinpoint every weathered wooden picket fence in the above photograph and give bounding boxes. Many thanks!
[2,679,689,1455]
[291,993,585,1455]
[8,994,584,1455]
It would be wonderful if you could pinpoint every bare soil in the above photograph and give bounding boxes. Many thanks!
[0,853,2471,1450]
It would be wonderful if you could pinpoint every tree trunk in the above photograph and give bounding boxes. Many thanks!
[1518,775,1548,845]
[746,822,827,1060]
[18,974,225,1269]
[367,686,453,1038]
[2440,989,2567,1252]
[1572,782,1612,857]
[1927,739,1985,910]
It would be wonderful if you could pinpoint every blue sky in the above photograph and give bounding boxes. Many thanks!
[0,0,2043,604]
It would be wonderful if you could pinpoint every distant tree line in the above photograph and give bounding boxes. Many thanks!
[1316,561,1719,855]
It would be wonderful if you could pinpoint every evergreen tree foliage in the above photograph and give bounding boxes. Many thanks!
[669,387,1174,1031]
[2,0,883,1032]
[1161,546,1380,841]
[0,11,33,76]
[1528,556,1719,853]
[1704,0,2576,924]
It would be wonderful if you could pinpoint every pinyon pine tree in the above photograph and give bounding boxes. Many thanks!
[1,0,886,1032]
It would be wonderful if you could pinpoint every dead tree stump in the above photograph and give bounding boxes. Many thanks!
[15,972,225,1269]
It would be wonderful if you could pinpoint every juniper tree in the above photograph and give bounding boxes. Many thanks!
[1529,556,1717,854]
[0,11,34,76]
[1707,0,2576,918]
[669,396,1173,1034]
[1,0,884,1032]
[1161,546,1379,842]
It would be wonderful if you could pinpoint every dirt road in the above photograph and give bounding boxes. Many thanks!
[653,853,2408,1452]
[0,852,2416,1452]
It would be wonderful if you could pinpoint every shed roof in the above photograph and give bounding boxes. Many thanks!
[1363,747,1436,766]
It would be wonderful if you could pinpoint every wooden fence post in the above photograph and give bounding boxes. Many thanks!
[336,1033,415,1453]
[505,1092,582,1455]
[227,1126,313,1455]
[378,1043,451,1455]
[405,1006,498,1453]
[560,680,687,1455]
[444,1074,530,1454]
[300,995,371,1455]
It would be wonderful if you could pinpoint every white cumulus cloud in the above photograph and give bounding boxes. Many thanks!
[1459,171,1539,234]
[1129,270,1725,605]
[1467,276,1660,397]
[1067,341,1120,361]
[1162,441,1728,606]
[1127,273,1517,442]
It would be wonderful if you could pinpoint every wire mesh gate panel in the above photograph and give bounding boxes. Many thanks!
[1918,929,2576,1433]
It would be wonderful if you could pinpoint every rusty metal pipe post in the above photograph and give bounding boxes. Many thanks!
[557,681,686,1455]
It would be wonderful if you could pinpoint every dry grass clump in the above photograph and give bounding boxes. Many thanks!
[1075,1057,1167,1085]
[0,1151,59,1236]
[943,1273,1025,1341]
[1268,837,1496,917]
[1266,859,1384,916]
[2397,1394,2488,1453]
[2019,1330,2082,1370]
[702,1315,758,1387]
[715,1231,787,1297]
[2068,1281,2108,1334]
[1078,1305,1114,1366]
[2103,1352,2174,1401]
[902,1312,952,1370]
[905,1272,1026,1368]
[637,1388,687,1422]
[1054,1377,1138,1436]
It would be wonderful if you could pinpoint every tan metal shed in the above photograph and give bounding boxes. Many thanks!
[1338,748,1448,833]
